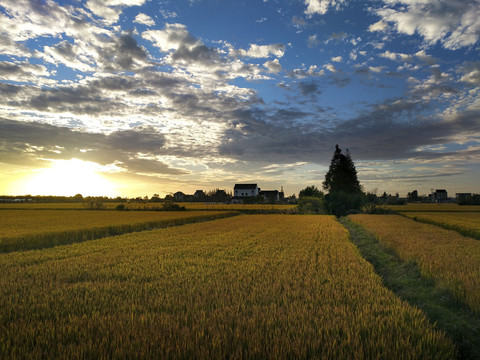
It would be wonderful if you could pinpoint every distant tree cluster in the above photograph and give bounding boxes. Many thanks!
[458,194,480,205]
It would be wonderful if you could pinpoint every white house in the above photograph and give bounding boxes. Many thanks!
[234,184,260,197]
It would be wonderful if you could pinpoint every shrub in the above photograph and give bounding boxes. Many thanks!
[324,191,366,216]
[297,196,325,214]
[161,200,186,211]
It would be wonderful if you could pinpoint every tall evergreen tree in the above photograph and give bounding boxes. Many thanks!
[323,145,364,216]
[323,144,361,194]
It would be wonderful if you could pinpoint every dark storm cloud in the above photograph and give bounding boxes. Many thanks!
[99,33,148,71]
[298,81,320,96]
[0,35,32,57]
[329,75,351,88]
[0,118,185,175]
[0,82,23,95]
[459,61,480,85]
[24,86,114,115]
[354,67,370,75]
[47,40,77,62]
[124,158,187,175]
[171,44,222,65]
[274,108,310,122]
[90,76,140,91]
[218,97,480,165]
[0,61,48,82]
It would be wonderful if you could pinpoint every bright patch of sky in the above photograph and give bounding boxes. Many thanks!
[1,0,479,197]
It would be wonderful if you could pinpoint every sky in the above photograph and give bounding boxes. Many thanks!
[1,0,479,198]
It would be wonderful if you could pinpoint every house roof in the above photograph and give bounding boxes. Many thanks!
[234,183,258,189]
[260,190,278,195]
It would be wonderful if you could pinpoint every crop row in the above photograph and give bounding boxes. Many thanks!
[381,204,480,212]
[400,211,480,240]
[0,215,454,359]
[0,202,297,211]
[0,210,237,252]
[349,214,480,314]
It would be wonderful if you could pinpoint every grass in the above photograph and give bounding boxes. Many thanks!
[341,216,480,359]
[0,215,454,359]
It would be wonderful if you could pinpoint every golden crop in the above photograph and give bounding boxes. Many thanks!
[380,203,480,212]
[0,202,298,212]
[0,202,88,210]
[0,215,454,358]
[401,212,480,239]
[126,202,297,211]
[0,210,236,252]
[349,214,480,314]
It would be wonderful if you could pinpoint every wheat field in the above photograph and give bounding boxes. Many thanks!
[349,214,480,314]
[0,215,454,359]
[400,211,480,239]
[0,210,236,252]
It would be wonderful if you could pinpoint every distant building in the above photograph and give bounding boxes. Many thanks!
[259,190,280,202]
[173,191,185,201]
[434,189,448,203]
[234,184,260,197]
[193,190,205,199]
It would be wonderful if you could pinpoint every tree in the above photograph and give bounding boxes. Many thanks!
[298,185,324,198]
[323,145,361,194]
[322,145,365,216]
[298,196,325,214]
[407,190,418,202]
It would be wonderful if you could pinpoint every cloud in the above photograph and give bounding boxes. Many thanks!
[304,0,348,16]
[298,81,321,96]
[0,34,31,58]
[134,13,155,26]
[354,66,384,75]
[379,50,436,67]
[368,20,388,32]
[0,61,50,83]
[41,40,94,72]
[225,101,478,165]
[143,23,197,52]
[289,65,325,79]
[325,31,348,44]
[143,23,283,82]
[308,34,320,48]
[233,43,286,58]
[100,33,149,71]
[292,15,307,28]
[460,62,480,85]
[324,63,337,73]
[0,118,187,175]
[85,0,146,24]
[373,0,480,49]
[331,56,342,62]
[264,59,282,73]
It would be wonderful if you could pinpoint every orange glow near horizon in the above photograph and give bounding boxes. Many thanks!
[14,159,118,197]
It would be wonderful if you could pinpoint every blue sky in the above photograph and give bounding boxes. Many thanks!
[0,0,479,197]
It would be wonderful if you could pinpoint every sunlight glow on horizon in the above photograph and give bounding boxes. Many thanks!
[14,159,118,197]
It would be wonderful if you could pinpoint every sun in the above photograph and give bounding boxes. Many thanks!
[22,159,117,197]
